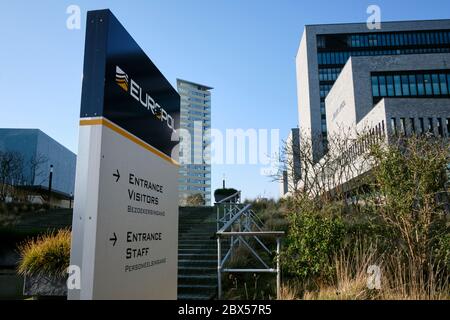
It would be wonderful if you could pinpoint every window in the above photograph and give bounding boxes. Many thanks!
[448,74,450,93]
[391,118,397,135]
[432,74,441,94]
[428,118,434,133]
[317,36,326,49]
[424,74,433,95]
[417,74,425,95]
[401,75,410,95]
[386,76,395,96]
[400,118,406,135]
[410,118,416,133]
[409,75,417,96]
[379,76,387,96]
[393,75,402,96]
[372,76,380,97]
[440,74,448,95]
[419,118,425,134]
[437,118,443,136]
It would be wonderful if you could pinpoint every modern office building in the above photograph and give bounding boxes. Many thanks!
[317,53,450,192]
[296,20,450,162]
[279,170,288,198]
[0,129,76,201]
[177,79,212,206]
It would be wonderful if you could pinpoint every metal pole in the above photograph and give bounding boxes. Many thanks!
[276,237,281,300]
[48,165,53,205]
[217,235,222,300]
[216,204,219,231]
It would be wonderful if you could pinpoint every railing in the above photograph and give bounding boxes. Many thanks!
[215,192,285,300]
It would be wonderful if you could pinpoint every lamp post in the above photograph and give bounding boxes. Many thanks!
[48,165,53,205]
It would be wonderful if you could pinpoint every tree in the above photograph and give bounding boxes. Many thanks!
[0,151,24,201]
[185,193,205,206]
[28,154,49,187]
[369,135,450,271]
[272,127,374,202]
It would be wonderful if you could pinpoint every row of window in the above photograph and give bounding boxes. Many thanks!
[184,164,211,171]
[391,117,450,136]
[349,121,386,159]
[181,109,209,117]
[182,102,211,111]
[347,31,450,49]
[179,186,210,192]
[334,121,386,163]
[179,172,211,178]
[178,178,209,184]
[179,88,209,98]
[319,67,342,82]
[183,96,210,104]
[317,47,450,66]
[371,71,450,100]
[320,84,333,98]
[181,101,211,111]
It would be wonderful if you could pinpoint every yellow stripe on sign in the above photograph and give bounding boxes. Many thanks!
[79,118,179,166]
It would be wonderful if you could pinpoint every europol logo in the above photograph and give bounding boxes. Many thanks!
[115,66,129,91]
[114,65,175,132]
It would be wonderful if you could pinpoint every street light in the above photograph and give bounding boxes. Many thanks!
[48,165,53,205]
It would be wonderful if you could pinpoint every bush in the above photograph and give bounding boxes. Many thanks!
[369,136,450,271]
[185,193,205,206]
[282,209,345,282]
[17,229,71,278]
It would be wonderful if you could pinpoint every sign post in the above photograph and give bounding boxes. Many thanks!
[69,9,180,300]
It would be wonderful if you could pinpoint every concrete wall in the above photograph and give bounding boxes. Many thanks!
[326,53,450,137]
[325,58,357,139]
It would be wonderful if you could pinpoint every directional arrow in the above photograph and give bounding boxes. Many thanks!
[113,169,120,182]
[109,232,117,246]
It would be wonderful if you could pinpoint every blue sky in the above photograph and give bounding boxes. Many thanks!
[1,0,450,200]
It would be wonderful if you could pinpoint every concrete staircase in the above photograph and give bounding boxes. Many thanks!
[177,207,218,300]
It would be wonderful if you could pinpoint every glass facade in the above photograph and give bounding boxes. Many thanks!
[371,70,450,102]
[0,129,76,196]
[177,80,212,206]
[315,29,450,147]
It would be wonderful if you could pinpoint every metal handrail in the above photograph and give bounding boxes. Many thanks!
[216,191,241,204]
[217,204,251,234]
[215,192,285,300]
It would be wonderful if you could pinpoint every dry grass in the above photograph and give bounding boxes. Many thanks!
[17,228,71,278]
[279,281,299,300]
[300,240,449,300]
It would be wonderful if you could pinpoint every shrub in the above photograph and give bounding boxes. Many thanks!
[282,208,345,282]
[17,229,71,278]
[185,193,205,206]
[369,136,450,271]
